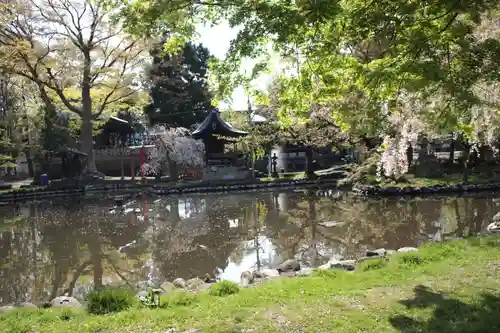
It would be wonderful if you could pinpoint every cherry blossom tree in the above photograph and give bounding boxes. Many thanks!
[141,126,205,178]
[378,92,435,179]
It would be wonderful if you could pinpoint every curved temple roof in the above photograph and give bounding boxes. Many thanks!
[191,109,248,139]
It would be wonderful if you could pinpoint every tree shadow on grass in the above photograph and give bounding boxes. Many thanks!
[390,285,500,333]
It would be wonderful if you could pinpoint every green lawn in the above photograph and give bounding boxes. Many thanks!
[2,236,500,333]
[258,171,306,182]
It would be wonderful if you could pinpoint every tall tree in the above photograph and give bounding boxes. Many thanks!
[144,41,213,128]
[0,74,40,176]
[0,0,147,173]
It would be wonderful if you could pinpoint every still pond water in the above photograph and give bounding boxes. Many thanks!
[0,189,497,305]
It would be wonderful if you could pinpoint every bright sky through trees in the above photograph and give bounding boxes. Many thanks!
[195,21,281,111]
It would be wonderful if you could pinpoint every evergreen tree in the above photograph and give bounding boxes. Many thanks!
[144,40,213,129]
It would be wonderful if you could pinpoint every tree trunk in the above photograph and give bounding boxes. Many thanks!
[80,114,96,172]
[167,154,178,179]
[406,144,413,168]
[89,236,103,289]
[80,50,97,173]
[307,190,318,267]
[461,146,471,184]
[418,136,429,161]
[448,138,455,168]
[305,146,316,179]
[25,150,34,178]
[67,261,91,296]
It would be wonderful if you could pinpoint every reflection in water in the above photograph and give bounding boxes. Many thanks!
[0,191,497,305]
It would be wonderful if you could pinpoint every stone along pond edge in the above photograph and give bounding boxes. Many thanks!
[2,235,500,333]
[0,244,425,313]
[3,235,500,315]
[352,182,500,197]
[0,178,340,202]
[5,178,500,203]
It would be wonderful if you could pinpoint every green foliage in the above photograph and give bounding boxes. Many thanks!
[394,252,426,267]
[159,291,198,308]
[341,151,381,186]
[0,154,16,168]
[208,280,240,297]
[358,258,388,271]
[139,288,162,308]
[85,286,137,315]
[313,269,338,279]
[118,0,500,139]
[59,309,74,321]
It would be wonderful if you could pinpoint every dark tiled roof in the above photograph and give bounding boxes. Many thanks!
[191,109,248,139]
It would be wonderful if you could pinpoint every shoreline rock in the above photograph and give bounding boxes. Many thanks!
[353,182,500,197]
[172,278,187,289]
[0,178,341,203]
[51,296,82,309]
[487,221,500,233]
[277,259,301,274]
[397,247,418,253]
[2,246,423,311]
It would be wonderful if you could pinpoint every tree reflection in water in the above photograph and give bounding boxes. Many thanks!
[0,191,496,305]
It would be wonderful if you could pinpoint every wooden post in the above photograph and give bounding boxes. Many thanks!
[120,147,125,180]
[140,145,146,183]
[130,157,135,181]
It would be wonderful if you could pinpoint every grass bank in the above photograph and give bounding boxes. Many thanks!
[2,236,500,333]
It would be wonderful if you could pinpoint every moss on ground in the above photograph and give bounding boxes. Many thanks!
[1,237,500,333]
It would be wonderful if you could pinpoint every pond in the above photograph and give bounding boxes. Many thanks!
[0,189,497,305]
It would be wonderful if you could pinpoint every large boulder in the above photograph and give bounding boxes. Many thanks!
[160,281,176,293]
[19,302,37,309]
[277,259,300,274]
[253,269,280,279]
[493,212,500,222]
[366,248,386,257]
[0,305,15,313]
[240,271,254,287]
[487,221,500,233]
[136,291,149,302]
[185,278,209,292]
[330,259,356,271]
[317,263,331,270]
[397,247,418,253]
[296,268,314,277]
[172,278,187,289]
[318,221,345,228]
[50,296,83,308]
[321,257,356,271]
[201,273,217,283]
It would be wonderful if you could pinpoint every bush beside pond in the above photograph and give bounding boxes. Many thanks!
[86,286,137,315]
[1,236,500,333]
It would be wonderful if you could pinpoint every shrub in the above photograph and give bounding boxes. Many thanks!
[159,291,198,308]
[313,269,338,279]
[358,258,388,271]
[140,288,162,308]
[86,286,136,315]
[59,309,74,321]
[394,252,425,266]
[208,281,240,297]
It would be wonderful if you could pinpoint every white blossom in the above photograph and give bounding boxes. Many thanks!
[378,92,430,179]
[151,125,205,168]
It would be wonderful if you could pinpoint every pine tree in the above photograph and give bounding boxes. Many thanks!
[144,40,213,129]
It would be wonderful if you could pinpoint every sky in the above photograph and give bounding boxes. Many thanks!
[194,22,280,111]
